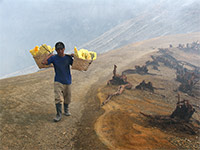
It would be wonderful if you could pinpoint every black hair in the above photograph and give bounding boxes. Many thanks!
[55,42,65,50]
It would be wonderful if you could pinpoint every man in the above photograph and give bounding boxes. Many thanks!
[42,42,73,122]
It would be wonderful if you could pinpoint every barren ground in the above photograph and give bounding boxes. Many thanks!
[0,32,200,150]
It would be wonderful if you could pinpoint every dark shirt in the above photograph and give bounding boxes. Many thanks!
[47,54,73,84]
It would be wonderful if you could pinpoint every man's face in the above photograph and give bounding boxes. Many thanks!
[56,48,65,56]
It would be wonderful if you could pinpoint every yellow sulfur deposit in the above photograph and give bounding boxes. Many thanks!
[74,46,79,57]
[29,44,55,57]
[74,47,97,60]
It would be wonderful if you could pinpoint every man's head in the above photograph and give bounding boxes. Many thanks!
[55,42,65,56]
[55,42,65,50]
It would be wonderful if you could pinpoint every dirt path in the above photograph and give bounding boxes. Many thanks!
[0,33,199,150]
[0,43,157,150]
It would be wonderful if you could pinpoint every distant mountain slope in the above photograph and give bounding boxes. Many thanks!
[81,0,200,53]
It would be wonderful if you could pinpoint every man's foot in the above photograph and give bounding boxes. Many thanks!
[64,112,71,116]
[54,114,62,122]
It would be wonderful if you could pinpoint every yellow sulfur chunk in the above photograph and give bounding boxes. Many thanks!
[30,49,35,56]
[81,52,86,59]
[30,49,33,54]
[74,46,79,57]
[34,46,39,55]
[49,47,55,53]
[29,44,55,57]
[47,46,51,50]
[39,44,51,55]
[86,53,91,60]
[78,51,84,59]
[38,45,45,55]
[79,49,89,60]
[73,47,97,60]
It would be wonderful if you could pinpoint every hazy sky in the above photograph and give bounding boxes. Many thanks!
[0,0,150,77]
[0,0,198,78]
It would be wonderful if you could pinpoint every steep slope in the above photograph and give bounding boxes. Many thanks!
[0,33,199,150]
[81,1,200,53]
[95,48,200,150]
[73,32,200,150]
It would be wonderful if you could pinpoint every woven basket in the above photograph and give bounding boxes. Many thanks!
[72,56,92,71]
[33,53,53,69]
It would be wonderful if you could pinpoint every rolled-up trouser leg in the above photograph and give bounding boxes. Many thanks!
[54,82,64,104]
[54,82,71,115]
[63,84,71,104]
[53,82,64,121]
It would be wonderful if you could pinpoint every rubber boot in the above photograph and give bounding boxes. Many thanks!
[64,103,71,116]
[54,103,62,122]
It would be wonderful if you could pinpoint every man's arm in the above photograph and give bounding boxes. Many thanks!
[42,53,54,65]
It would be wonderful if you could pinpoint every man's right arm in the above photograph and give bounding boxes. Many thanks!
[42,53,54,65]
